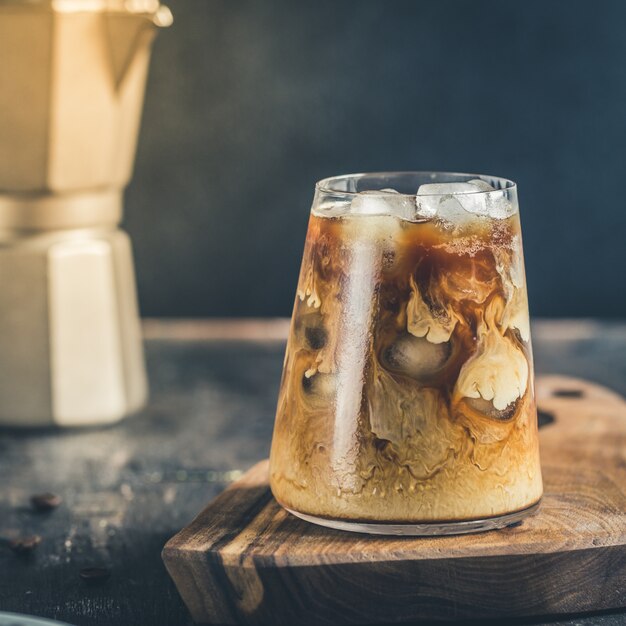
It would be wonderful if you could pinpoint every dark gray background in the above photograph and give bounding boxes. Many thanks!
[126,0,626,318]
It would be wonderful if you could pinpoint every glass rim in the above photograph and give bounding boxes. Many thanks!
[315,171,517,198]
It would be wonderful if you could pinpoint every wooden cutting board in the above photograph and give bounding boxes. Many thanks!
[162,376,626,625]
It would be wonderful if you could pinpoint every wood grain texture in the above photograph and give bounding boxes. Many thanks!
[163,375,626,625]
[1,320,625,626]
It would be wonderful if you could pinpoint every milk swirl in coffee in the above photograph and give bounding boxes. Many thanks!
[270,175,543,529]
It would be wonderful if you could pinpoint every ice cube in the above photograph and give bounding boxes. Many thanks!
[416,180,514,222]
[313,199,350,218]
[467,179,514,218]
[350,189,416,221]
[381,334,452,380]
[436,196,476,225]
[417,182,487,223]
[417,182,480,195]
[466,396,518,421]
[466,178,495,192]
[302,370,336,398]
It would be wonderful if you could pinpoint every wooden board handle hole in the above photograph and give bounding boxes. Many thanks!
[552,389,585,398]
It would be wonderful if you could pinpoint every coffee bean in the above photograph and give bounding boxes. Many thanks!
[31,492,62,512]
[9,535,41,554]
[79,567,111,584]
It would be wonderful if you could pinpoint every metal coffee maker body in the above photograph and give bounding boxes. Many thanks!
[0,0,172,427]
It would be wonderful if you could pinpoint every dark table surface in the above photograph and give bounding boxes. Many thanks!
[1,319,625,626]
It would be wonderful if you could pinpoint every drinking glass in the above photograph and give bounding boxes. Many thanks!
[269,172,543,535]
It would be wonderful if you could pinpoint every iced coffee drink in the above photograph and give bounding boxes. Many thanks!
[270,172,543,535]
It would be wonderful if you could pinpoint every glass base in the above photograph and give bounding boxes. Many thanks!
[286,500,541,536]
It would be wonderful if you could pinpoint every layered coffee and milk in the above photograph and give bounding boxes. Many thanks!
[270,177,543,524]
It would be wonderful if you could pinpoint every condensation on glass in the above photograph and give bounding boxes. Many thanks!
[270,172,543,535]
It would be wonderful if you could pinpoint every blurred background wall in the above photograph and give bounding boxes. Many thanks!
[127,0,626,318]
